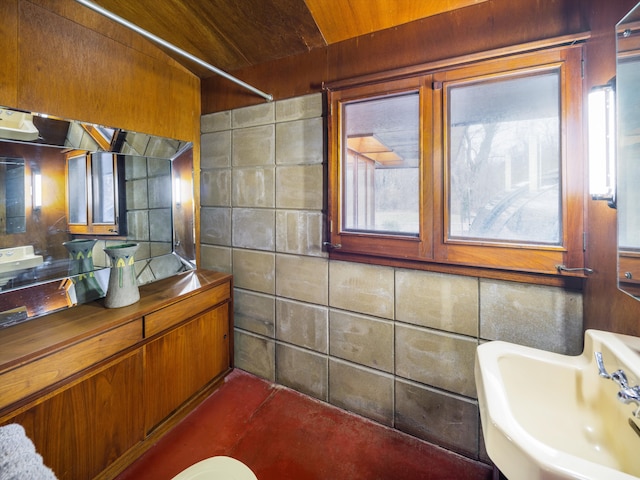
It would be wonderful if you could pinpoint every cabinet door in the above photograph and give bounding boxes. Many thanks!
[4,350,144,480]
[144,303,230,433]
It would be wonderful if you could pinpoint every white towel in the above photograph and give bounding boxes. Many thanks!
[0,424,57,480]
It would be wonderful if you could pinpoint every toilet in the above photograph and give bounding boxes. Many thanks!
[171,456,258,480]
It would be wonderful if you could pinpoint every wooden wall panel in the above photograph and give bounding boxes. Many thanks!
[326,0,587,84]
[201,47,327,113]
[0,0,18,108]
[1,0,199,144]
[202,0,589,112]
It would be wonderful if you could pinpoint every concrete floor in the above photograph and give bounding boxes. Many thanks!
[116,369,493,480]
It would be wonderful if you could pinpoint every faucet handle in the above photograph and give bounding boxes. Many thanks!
[595,352,630,388]
[595,351,611,378]
[596,352,640,417]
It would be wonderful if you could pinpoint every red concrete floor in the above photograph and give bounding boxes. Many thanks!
[116,369,494,480]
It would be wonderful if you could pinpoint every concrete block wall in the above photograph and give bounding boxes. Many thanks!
[200,93,583,460]
[91,155,185,284]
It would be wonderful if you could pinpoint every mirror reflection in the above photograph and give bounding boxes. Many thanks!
[0,106,195,326]
[617,3,640,298]
[0,157,26,234]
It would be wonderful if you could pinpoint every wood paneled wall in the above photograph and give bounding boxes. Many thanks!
[1,0,202,263]
[2,0,200,142]
[202,0,640,338]
[202,0,589,112]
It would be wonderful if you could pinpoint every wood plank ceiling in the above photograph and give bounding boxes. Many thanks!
[89,0,488,77]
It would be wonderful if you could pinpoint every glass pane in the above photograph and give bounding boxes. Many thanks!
[342,92,420,235]
[618,57,640,251]
[91,152,115,224]
[2,158,26,234]
[448,72,561,245]
[68,154,87,224]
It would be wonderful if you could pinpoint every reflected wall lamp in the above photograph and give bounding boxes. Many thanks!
[588,82,616,208]
[32,170,42,210]
[173,177,182,206]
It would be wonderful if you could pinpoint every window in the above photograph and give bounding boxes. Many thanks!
[67,152,88,225]
[327,45,585,277]
[446,72,561,245]
[91,152,116,224]
[343,91,420,235]
[66,151,125,235]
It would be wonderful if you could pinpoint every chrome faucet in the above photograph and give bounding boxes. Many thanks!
[595,351,640,417]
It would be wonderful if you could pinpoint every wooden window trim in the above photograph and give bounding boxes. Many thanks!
[326,43,586,286]
[328,76,430,261]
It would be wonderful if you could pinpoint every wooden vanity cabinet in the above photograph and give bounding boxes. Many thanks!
[143,281,231,433]
[8,350,145,480]
[0,270,233,480]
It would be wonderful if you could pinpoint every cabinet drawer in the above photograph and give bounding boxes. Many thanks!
[0,319,142,411]
[144,281,230,338]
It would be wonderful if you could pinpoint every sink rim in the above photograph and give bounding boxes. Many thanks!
[0,246,43,275]
[476,329,640,480]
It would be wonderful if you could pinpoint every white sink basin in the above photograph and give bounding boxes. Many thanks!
[0,109,39,141]
[0,246,43,275]
[476,329,640,480]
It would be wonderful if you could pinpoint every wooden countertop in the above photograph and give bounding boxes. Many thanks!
[0,269,232,375]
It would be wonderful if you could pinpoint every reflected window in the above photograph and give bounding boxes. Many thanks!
[67,152,87,225]
[66,151,123,235]
[91,153,115,224]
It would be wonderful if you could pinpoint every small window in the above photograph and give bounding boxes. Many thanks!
[67,152,88,225]
[446,71,561,245]
[91,152,116,224]
[342,92,420,235]
[327,45,585,278]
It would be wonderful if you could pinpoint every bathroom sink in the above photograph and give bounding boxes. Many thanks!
[0,246,43,275]
[0,109,39,141]
[476,329,640,480]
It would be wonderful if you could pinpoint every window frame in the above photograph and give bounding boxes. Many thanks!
[326,44,585,280]
[328,76,433,261]
[66,150,125,236]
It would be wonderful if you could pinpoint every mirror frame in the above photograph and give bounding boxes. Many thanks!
[0,105,195,325]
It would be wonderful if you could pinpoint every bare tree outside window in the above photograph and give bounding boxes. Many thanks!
[448,72,561,245]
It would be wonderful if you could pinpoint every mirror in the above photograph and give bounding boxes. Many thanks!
[617,3,640,298]
[0,106,195,326]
